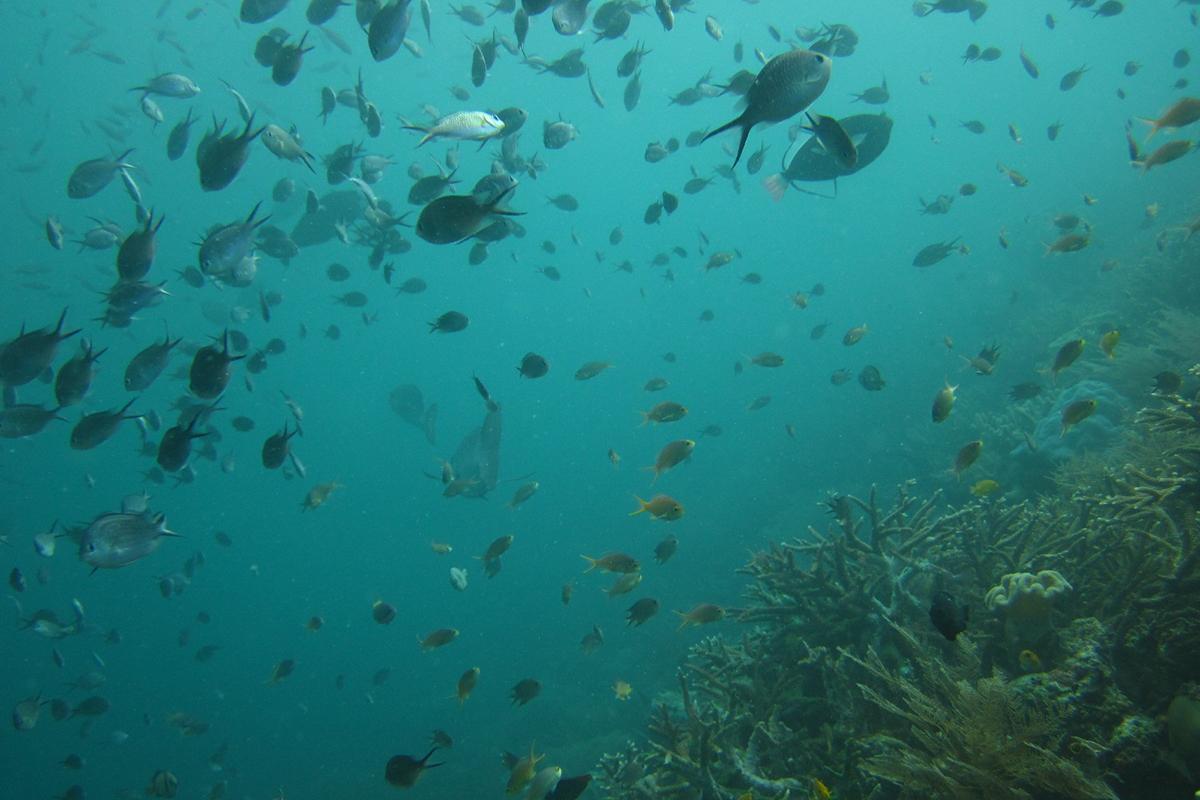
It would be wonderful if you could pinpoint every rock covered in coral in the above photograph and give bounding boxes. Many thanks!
[985,569,1073,646]
[1014,379,1130,462]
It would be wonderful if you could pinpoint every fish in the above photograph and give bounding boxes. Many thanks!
[80,511,179,570]
[703,50,832,166]
[1051,339,1085,379]
[629,494,684,521]
[626,598,660,626]
[581,553,639,574]
[385,747,443,788]
[369,0,414,62]
[67,149,136,198]
[1060,399,1097,436]
[1099,330,1120,359]
[803,113,857,168]
[675,603,725,629]
[1137,97,1200,141]
[403,111,505,146]
[416,185,522,244]
[932,383,958,423]
[929,590,968,640]
[509,678,541,706]
[449,667,480,707]
[970,479,1000,497]
[954,440,982,477]
[648,439,694,482]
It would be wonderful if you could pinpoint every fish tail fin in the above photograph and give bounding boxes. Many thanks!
[1134,117,1159,141]
[629,496,648,516]
[580,555,598,572]
[700,111,746,146]
[763,173,788,202]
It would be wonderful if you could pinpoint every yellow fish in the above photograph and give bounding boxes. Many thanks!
[812,777,832,800]
[612,680,633,701]
[1018,649,1042,672]
[970,479,1000,497]
[1099,330,1119,359]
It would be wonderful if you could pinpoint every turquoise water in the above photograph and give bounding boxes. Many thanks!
[1,1,1195,798]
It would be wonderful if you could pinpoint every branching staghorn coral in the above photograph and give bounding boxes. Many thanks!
[841,622,1119,800]
[597,389,1200,800]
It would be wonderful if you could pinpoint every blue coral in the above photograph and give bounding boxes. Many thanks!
[1013,379,1131,462]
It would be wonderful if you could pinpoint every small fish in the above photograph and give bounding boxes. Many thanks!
[630,494,684,521]
[932,383,957,423]
[1051,339,1085,379]
[970,479,1000,497]
[1060,399,1097,436]
[1099,330,1119,359]
[675,603,725,630]
[953,440,982,478]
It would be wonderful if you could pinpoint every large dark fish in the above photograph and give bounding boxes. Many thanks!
[197,115,265,192]
[124,330,181,391]
[240,0,290,23]
[0,404,65,439]
[702,49,831,167]
[416,184,522,244]
[55,340,106,407]
[929,590,969,641]
[79,511,179,570]
[69,398,140,450]
[0,308,81,387]
[368,0,412,62]
[188,332,244,399]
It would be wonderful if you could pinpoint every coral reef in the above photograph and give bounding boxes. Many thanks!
[596,387,1200,799]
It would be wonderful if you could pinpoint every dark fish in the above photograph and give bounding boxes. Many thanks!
[262,422,299,469]
[626,597,659,626]
[912,238,961,267]
[858,365,886,391]
[546,774,592,800]
[308,0,345,24]
[116,209,165,282]
[80,511,179,570]
[55,340,106,407]
[518,352,549,378]
[254,27,290,66]
[369,0,412,62]
[385,747,443,788]
[803,112,857,168]
[428,311,469,333]
[70,398,140,450]
[241,0,289,22]
[158,406,214,473]
[0,403,65,439]
[188,332,245,399]
[929,590,968,641]
[166,107,196,161]
[416,185,522,244]
[272,31,313,86]
[67,149,136,199]
[1,308,81,387]
[125,330,181,391]
[197,115,266,192]
[509,678,541,706]
[702,50,831,166]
